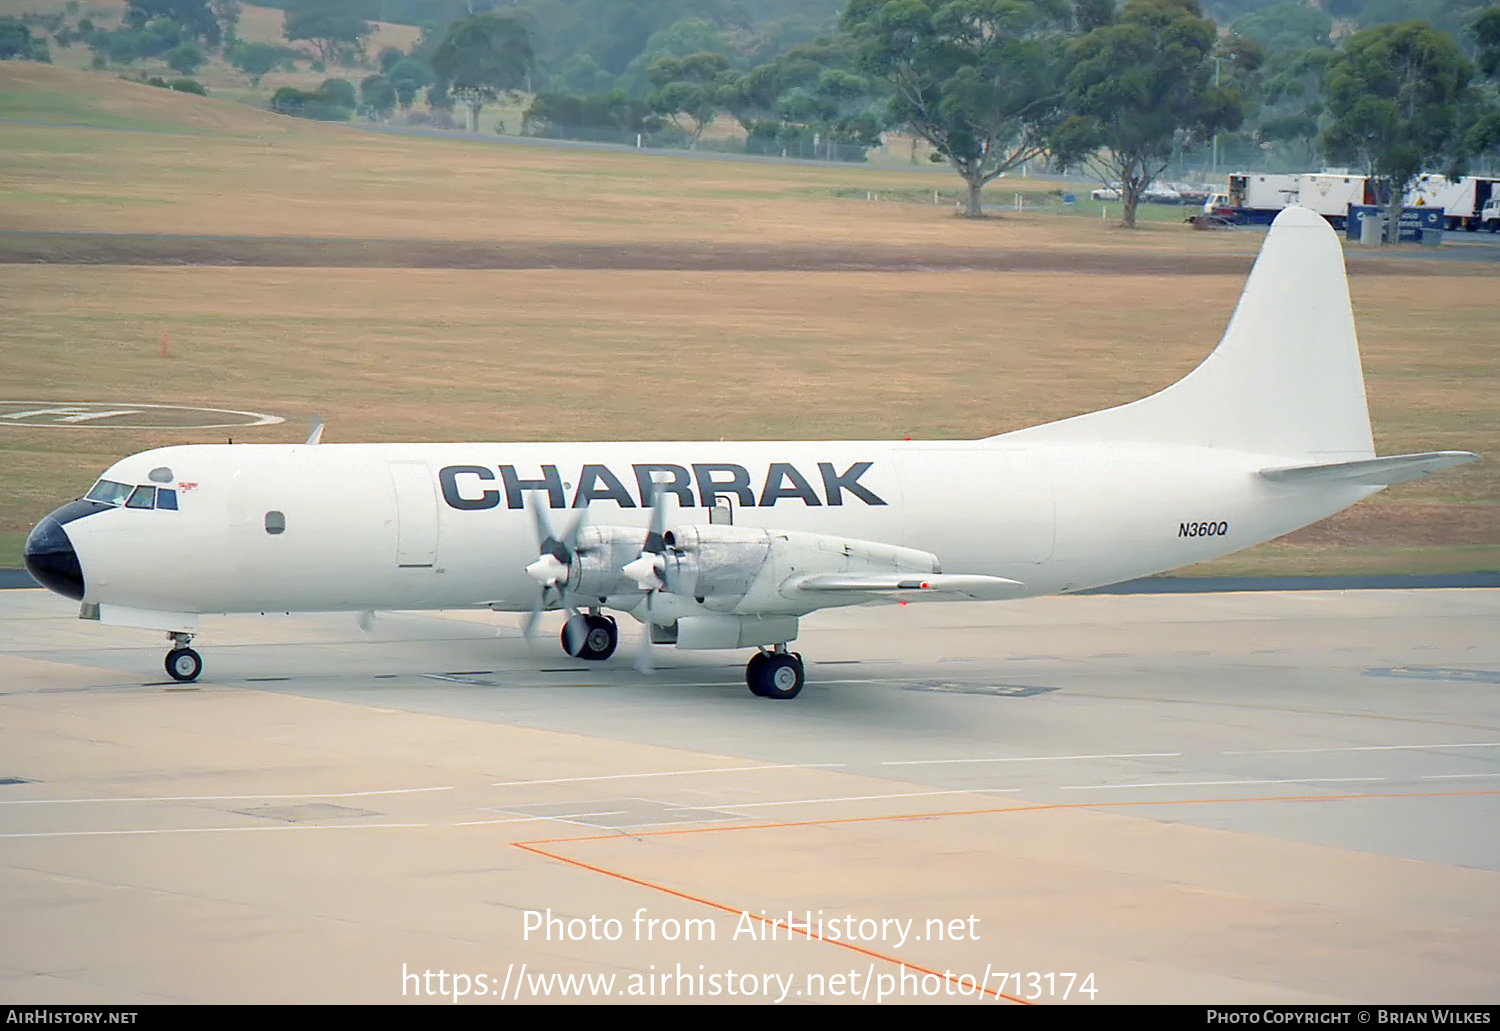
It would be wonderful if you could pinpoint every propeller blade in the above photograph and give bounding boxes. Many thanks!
[521,598,544,643]
[561,609,586,656]
[633,622,655,673]
[632,592,656,673]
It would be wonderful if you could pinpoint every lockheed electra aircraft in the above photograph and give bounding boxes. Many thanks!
[22,207,1479,698]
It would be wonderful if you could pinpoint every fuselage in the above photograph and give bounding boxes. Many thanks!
[28,437,1375,623]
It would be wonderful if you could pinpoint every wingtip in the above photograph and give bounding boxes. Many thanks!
[1270,205,1329,230]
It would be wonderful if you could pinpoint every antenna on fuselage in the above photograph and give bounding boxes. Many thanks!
[306,417,325,446]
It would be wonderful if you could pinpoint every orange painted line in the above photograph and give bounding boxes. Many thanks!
[508,788,1499,1005]
[511,839,1032,1004]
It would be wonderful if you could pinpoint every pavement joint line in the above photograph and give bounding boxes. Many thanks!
[882,752,1181,765]
[671,788,1026,811]
[490,763,846,787]
[511,789,1500,848]
[3,790,1497,840]
[0,822,430,839]
[1058,777,1388,790]
[0,786,455,805]
[1224,742,1500,754]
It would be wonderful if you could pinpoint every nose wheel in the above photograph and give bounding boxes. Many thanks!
[165,634,202,683]
[746,648,803,700]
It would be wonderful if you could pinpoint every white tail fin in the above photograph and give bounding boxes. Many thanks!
[998,206,1375,461]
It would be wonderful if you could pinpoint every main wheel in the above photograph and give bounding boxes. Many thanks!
[579,614,617,660]
[165,647,202,683]
[745,651,771,695]
[563,614,617,660]
[748,652,803,700]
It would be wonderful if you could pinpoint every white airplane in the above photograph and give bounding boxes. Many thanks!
[22,207,1479,698]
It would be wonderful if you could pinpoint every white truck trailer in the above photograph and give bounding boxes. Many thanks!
[1407,175,1500,231]
[1223,173,1374,228]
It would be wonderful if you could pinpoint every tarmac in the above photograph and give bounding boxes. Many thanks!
[1,585,1497,1004]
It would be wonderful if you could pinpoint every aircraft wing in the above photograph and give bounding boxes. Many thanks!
[786,573,1027,601]
[1258,450,1479,487]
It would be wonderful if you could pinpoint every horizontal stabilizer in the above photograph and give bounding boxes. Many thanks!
[1258,451,1479,487]
[788,573,1027,601]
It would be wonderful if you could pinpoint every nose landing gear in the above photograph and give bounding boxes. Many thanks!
[164,632,202,683]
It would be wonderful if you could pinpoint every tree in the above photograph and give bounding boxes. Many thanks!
[1230,1,1332,52]
[388,56,433,111]
[283,0,375,66]
[430,11,535,133]
[210,0,240,46]
[842,0,1074,217]
[318,76,356,111]
[523,89,655,138]
[1476,6,1500,79]
[166,41,203,74]
[125,0,219,45]
[0,18,46,60]
[360,73,397,120]
[377,45,403,74]
[1323,21,1475,242]
[646,51,732,148]
[230,41,289,85]
[1053,0,1243,227]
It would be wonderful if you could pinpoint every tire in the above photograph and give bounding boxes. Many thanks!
[165,647,202,683]
[745,651,770,695]
[749,652,803,700]
[579,615,617,661]
[564,614,617,660]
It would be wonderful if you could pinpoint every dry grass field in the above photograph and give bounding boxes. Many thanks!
[1,63,1495,576]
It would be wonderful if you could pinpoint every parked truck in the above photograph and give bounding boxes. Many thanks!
[1219,173,1375,229]
[1482,197,1500,232]
[1218,171,1500,232]
[1407,175,1500,231]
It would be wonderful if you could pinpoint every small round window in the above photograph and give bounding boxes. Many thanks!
[264,511,286,535]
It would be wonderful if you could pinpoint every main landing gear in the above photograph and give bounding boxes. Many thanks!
[561,612,618,661]
[164,631,202,683]
[746,645,804,700]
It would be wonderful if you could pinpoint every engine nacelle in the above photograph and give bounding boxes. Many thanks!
[568,525,652,600]
[658,525,939,614]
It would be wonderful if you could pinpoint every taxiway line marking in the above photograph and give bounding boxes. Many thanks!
[508,839,1030,1005]
[0,786,455,805]
[0,822,428,839]
[1058,777,1386,790]
[513,790,1500,847]
[1224,742,1500,755]
[491,763,845,787]
[882,752,1181,766]
[668,788,1024,811]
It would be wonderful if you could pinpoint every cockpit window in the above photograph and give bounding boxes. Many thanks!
[156,489,178,510]
[86,480,133,506]
[125,485,157,509]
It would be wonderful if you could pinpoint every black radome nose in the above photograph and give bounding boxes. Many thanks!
[24,513,85,601]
